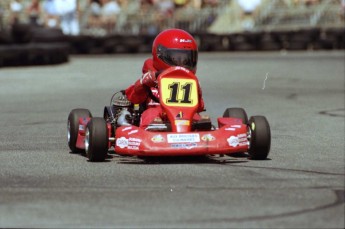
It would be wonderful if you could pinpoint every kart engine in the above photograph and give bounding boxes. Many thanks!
[110,91,133,126]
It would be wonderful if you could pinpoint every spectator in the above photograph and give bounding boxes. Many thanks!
[81,0,106,36]
[118,0,129,9]
[173,0,188,8]
[303,0,319,7]
[202,0,219,8]
[0,4,4,31]
[10,0,23,25]
[55,0,80,35]
[42,0,59,28]
[27,0,41,26]
[87,0,102,28]
[236,0,262,30]
[138,0,154,17]
[100,0,121,34]
[156,0,174,15]
[154,0,174,31]
[236,0,261,14]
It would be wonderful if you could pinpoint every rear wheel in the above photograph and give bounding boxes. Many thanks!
[223,108,249,157]
[223,107,248,124]
[67,108,92,153]
[85,117,108,162]
[248,116,271,160]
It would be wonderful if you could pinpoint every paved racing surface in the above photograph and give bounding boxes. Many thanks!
[0,51,344,228]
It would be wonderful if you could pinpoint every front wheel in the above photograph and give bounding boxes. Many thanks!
[85,117,108,162]
[223,107,248,124]
[248,116,271,160]
[67,108,92,153]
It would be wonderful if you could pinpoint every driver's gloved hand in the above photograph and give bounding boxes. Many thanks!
[140,70,157,88]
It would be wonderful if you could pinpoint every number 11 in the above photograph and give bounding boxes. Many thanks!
[167,82,193,104]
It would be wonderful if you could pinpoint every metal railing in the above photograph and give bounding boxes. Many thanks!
[254,0,344,31]
[1,0,343,36]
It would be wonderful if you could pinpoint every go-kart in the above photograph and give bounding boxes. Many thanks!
[67,66,271,162]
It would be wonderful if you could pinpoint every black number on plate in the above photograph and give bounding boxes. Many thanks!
[167,82,193,104]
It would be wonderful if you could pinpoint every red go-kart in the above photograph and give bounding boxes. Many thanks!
[67,66,271,162]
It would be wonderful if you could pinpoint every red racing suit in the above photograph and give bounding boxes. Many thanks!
[125,58,205,128]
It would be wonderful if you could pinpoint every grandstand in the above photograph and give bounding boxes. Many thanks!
[0,0,344,66]
[1,0,343,35]
[254,0,344,31]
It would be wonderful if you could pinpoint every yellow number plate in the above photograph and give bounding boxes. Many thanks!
[161,78,198,107]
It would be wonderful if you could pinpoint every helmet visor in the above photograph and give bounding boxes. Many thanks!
[157,45,197,71]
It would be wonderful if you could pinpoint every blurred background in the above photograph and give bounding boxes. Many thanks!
[0,0,344,66]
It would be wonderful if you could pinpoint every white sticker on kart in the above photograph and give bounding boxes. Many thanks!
[122,127,132,132]
[152,135,165,143]
[116,137,128,149]
[201,134,215,141]
[227,136,239,147]
[128,130,139,135]
[171,143,197,150]
[116,137,141,150]
[167,133,200,143]
[230,125,241,128]
[225,128,236,131]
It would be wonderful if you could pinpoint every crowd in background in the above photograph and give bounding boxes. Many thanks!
[0,0,344,36]
[0,0,223,35]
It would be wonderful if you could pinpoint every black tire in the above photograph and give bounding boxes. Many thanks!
[11,23,33,44]
[223,107,248,124]
[67,108,92,153]
[85,117,108,162]
[248,116,271,160]
[31,27,65,43]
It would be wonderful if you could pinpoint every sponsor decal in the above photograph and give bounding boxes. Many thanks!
[239,137,247,143]
[171,143,197,150]
[175,120,190,126]
[179,39,192,43]
[128,137,141,150]
[122,126,132,131]
[128,130,139,135]
[175,66,190,73]
[116,137,128,149]
[239,142,249,146]
[116,137,141,150]
[167,133,200,143]
[236,133,248,146]
[227,136,239,147]
[225,127,236,131]
[201,134,215,141]
[79,125,85,131]
[231,125,241,128]
[151,135,164,143]
[237,133,247,138]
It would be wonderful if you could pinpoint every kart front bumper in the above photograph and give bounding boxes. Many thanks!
[114,125,249,156]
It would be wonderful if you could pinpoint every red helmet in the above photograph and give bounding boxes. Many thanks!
[152,29,198,73]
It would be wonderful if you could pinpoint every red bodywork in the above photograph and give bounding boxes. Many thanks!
[75,117,90,149]
[114,123,248,156]
[75,67,250,156]
[114,67,250,156]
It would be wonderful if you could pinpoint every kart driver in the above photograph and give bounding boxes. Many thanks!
[125,28,205,128]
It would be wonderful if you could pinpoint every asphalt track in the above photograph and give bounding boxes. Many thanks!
[0,51,344,228]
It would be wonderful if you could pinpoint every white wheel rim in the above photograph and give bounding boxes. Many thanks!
[85,128,90,153]
[67,121,71,143]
